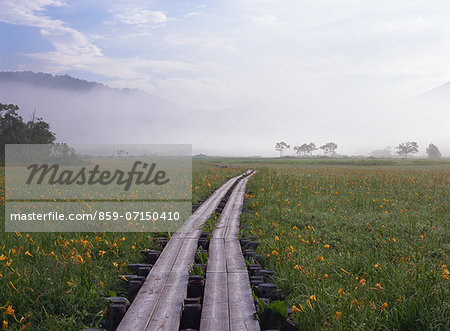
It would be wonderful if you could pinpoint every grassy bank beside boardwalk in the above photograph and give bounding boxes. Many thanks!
[0,162,243,330]
[1,157,448,330]
[240,160,449,330]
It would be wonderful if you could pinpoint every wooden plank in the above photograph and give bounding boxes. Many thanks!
[171,238,198,273]
[228,272,259,331]
[145,240,198,330]
[200,272,229,331]
[200,172,259,331]
[225,239,247,273]
[115,271,169,331]
[207,239,226,273]
[145,272,189,330]
[150,237,184,273]
[117,238,185,330]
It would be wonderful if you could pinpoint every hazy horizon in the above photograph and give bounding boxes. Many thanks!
[1,1,449,156]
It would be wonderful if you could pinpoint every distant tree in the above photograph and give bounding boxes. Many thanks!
[293,143,307,157]
[293,142,317,158]
[1,103,55,163]
[25,109,56,144]
[275,142,290,157]
[305,142,317,157]
[320,142,338,156]
[396,141,418,158]
[426,143,441,159]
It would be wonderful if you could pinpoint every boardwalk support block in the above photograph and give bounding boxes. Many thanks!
[106,297,130,329]
[127,263,153,273]
[188,275,205,298]
[180,303,202,330]
[141,250,160,264]
[257,283,277,298]
[127,280,143,297]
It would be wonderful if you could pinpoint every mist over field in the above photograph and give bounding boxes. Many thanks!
[0,75,449,157]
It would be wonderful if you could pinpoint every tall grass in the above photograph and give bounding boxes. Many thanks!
[243,165,449,330]
[0,162,243,329]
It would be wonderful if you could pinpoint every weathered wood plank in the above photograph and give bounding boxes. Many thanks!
[207,239,227,273]
[200,272,229,331]
[225,239,247,273]
[145,272,189,330]
[228,272,259,331]
[200,172,259,331]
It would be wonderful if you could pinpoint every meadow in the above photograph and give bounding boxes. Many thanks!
[0,161,243,330]
[0,157,448,330]
[238,159,449,330]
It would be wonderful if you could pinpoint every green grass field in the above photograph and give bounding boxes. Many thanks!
[1,158,449,330]
[238,158,449,330]
[0,162,243,330]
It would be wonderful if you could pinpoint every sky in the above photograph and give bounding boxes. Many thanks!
[0,0,449,156]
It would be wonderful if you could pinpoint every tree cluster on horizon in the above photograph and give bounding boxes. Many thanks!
[275,141,338,158]
[395,141,442,159]
[276,140,443,159]
[0,103,56,163]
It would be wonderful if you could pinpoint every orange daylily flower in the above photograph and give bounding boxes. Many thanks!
[334,311,342,321]
[3,305,14,316]
[358,278,366,287]
[379,302,388,311]
[291,305,302,313]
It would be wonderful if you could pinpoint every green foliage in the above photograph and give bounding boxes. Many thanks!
[256,299,288,329]
[0,103,56,163]
[194,248,208,265]
[189,263,206,277]
[242,163,449,330]
[0,163,242,329]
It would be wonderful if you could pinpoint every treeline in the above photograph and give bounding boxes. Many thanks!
[275,141,338,157]
[0,103,55,163]
[276,140,443,159]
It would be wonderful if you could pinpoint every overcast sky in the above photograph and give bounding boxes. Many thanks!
[0,0,449,156]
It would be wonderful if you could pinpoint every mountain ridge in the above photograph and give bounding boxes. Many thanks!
[0,71,146,96]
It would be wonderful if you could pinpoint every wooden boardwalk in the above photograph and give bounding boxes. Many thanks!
[117,172,256,331]
[200,173,260,331]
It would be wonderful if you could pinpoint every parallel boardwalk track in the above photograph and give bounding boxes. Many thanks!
[200,173,260,331]
[117,172,254,330]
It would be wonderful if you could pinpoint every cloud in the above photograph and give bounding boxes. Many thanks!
[184,12,201,18]
[114,7,167,25]
[0,0,64,27]
[0,0,102,59]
